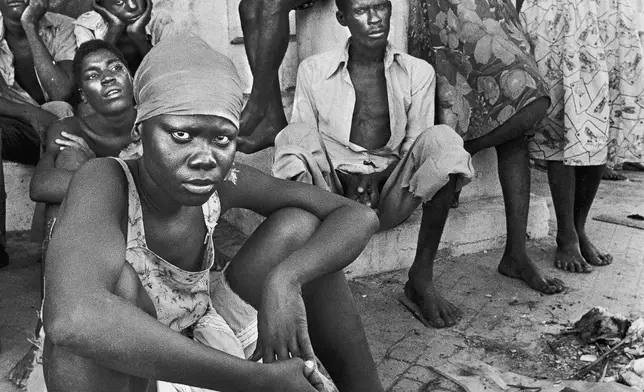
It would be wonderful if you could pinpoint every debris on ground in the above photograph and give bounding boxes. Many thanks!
[573,307,631,345]
[560,307,644,390]
[425,351,637,392]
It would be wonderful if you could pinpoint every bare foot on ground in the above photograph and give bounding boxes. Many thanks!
[498,254,565,293]
[403,280,462,328]
[578,233,612,266]
[553,243,593,273]
[8,345,38,388]
[602,168,628,181]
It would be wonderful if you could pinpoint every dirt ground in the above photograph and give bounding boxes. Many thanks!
[1,167,643,391]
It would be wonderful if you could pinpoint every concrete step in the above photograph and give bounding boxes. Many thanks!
[3,162,36,233]
[221,193,549,278]
[223,147,551,278]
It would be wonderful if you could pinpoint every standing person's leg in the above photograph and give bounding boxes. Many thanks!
[575,165,612,266]
[546,161,593,272]
[225,208,384,392]
[448,97,564,291]
[495,136,564,292]
[237,0,297,153]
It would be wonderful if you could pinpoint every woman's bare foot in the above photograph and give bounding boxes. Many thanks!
[553,242,593,273]
[8,345,38,388]
[403,279,462,328]
[602,168,628,181]
[578,232,612,266]
[498,253,565,294]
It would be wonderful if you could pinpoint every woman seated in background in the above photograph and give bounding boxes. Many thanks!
[41,35,385,392]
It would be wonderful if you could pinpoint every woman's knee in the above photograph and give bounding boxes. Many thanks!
[268,207,321,247]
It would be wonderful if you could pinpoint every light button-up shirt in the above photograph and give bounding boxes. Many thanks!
[291,39,437,174]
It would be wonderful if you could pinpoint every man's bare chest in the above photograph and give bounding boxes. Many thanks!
[349,65,391,150]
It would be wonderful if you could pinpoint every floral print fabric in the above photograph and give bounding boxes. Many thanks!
[522,0,644,166]
[115,157,222,332]
[408,0,549,141]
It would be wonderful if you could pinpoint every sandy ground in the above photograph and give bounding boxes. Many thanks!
[1,167,643,391]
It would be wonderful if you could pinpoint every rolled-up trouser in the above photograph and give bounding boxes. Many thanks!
[273,122,475,218]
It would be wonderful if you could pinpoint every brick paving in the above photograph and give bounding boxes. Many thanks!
[1,169,643,391]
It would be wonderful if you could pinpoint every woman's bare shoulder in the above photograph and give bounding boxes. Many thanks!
[65,158,131,211]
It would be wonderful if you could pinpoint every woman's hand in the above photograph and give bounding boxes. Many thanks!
[261,358,325,392]
[251,272,315,364]
[55,132,96,161]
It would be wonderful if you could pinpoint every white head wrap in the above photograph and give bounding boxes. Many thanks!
[133,34,243,128]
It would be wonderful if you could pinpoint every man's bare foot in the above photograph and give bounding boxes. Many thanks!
[498,254,565,293]
[403,280,462,328]
[602,168,628,181]
[8,345,38,388]
[553,243,593,273]
[236,122,281,154]
[578,233,612,266]
[239,99,268,137]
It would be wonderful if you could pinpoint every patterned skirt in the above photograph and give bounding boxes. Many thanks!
[522,0,644,166]
[408,0,550,141]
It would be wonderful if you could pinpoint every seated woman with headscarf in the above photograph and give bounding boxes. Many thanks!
[7,39,139,389]
[41,35,385,392]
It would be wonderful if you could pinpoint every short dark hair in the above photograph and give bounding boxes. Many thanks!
[72,39,129,86]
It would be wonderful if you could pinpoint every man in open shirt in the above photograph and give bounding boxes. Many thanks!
[273,0,475,329]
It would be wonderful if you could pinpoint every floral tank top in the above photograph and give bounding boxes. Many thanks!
[113,158,220,332]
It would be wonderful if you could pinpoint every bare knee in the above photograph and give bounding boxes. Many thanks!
[269,208,320,247]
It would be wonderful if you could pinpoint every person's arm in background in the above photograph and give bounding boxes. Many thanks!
[30,120,94,203]
[20,0,75,101]
[0,76,58,134]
